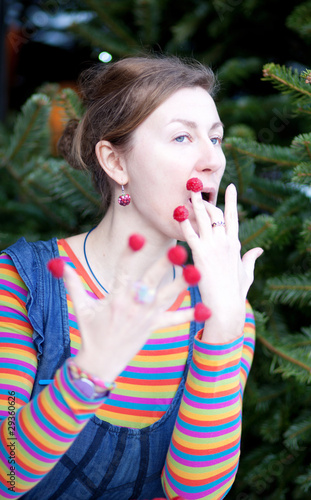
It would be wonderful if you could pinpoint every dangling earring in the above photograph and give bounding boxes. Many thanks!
[118,185,131,206]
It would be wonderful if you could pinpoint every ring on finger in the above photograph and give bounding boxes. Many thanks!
[211,221,225,228]
[132,281,156,304]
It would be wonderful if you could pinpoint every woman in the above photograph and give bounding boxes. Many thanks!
[0,55,262,499]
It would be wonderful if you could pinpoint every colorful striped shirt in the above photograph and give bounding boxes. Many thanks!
[0,240,255,498]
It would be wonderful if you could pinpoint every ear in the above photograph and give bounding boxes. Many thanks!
[95,140,128,185]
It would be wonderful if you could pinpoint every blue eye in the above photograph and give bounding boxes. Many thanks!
[211,136,223,145]
[175,135,189,143]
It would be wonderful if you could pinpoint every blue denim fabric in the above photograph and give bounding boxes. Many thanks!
[4,237,204,500]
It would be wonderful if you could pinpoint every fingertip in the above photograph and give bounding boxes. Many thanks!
[47,258,64,279]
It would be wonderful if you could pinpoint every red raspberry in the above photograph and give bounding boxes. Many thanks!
[128,234,146,251]
[167,246,188,266]
[173,206,189,222]
[186,177,203,192]
[194,303,212,322]
[47,258,65,278]
[183,264,201,285]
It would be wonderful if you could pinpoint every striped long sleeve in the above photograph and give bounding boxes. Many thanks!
[162,303,255,499]
[0,255,106,498]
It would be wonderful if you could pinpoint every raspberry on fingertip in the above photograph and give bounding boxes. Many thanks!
[183,264,201,285]
[47,258,65,279]
[186,177,203,192]
[194,303,212,322]
[173,206,189,222]
[128,234,146,251]
[167,246,188,266]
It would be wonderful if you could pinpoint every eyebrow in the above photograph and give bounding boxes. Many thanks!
[168,118,225,130]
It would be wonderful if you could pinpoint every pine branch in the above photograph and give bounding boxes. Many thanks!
[262,63,311,103]
[134,0,162,45]
[59,163,101,208]
[81,0,137,48]
[291,133,311,160]
[266,274,311,308]
[4,94,51,164]
[238,178,302,214]
[292,162,311,184]
[218,57,262,85]
[165,2,210,51]
[296,465,311,493]
[286,1,311,40]
[239,215,276,252]
[273,192,310,218]
[257,335,311,376]
[56,88,85,121]
[24,157,100,218]
[69,23,137,57]
[272,215,302,248]
[284,413,311,451]
[221,144,255,194]
[223,138,297,168]
[299,219,311,252]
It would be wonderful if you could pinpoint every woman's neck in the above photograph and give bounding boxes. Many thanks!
[67,205,178,294]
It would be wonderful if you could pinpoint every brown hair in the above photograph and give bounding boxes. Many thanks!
[58,54,217,209]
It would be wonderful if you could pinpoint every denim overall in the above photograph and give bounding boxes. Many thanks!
[4,238,204,500]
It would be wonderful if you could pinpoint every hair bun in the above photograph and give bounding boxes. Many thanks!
[57,118,81,169]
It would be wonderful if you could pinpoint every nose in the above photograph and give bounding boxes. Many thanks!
[194,138,225,173]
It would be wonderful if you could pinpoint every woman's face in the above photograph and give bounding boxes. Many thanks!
[122,86,226,240]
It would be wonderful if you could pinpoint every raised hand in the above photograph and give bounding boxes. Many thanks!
[177,182,263,343]
[48,236,209,383]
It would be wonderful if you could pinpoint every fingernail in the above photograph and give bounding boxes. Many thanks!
[183,264,201,285]
[173,206,189,222]
[128,234,146,251]
[167,245,188,266]
[186,178,203,192]
[47,258,65,278]
[194,303,212,322]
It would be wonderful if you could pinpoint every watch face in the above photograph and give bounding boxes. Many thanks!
[74,377,109,399]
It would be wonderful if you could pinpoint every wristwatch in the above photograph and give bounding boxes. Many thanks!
[67,359,116,400]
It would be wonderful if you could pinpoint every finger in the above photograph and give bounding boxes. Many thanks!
[63,264,94,310]
[154,276,187,308]
[242,247,264,287]
[194,191,225,234]
[111,234,146,293]
[190,191,213,238]
[224,183,239,237]
[142,253,174,289]
[178,218,199,253]
[153,308,195,330]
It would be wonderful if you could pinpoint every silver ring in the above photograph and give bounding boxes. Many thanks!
[132,281,156,304]
[211,221,225,228]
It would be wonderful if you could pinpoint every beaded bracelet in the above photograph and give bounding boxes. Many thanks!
[67,359,116,400]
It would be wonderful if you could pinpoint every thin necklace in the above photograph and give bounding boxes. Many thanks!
[83,227,109,294]
[83,227,176,294]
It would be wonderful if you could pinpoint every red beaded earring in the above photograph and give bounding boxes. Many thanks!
[118,185,131,206]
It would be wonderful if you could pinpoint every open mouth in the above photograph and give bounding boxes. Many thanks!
[202,192,210,203]
[189,192,211,203]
